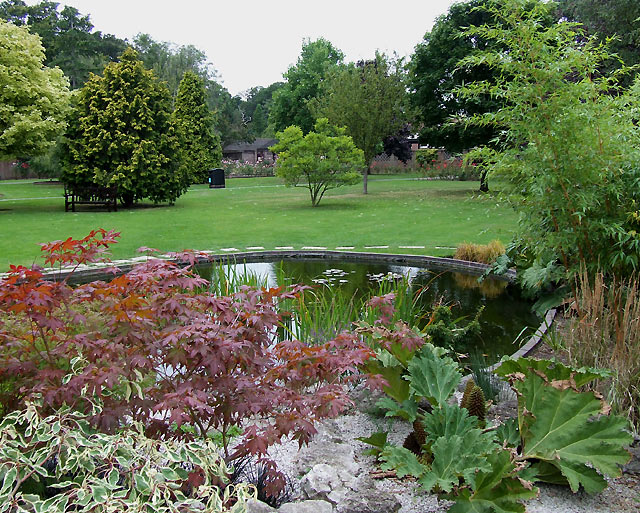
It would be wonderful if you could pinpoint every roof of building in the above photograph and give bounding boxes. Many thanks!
[222,138,278,152]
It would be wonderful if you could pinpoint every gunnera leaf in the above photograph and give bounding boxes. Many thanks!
[448,449,538,513]
[515,371,632,493]
[422,403,479,446]
[495,357,611,388]
[380,446,425,479]
[406,349,462,407]
[495,418,520,448]
[418,432,495,493]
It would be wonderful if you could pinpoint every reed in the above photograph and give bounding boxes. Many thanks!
[207,261,269,296]
[563,270,640,431]
[454,240,505,264]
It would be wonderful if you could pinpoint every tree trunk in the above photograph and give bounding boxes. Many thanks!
[363,165,369,195]
[479,170,489,193]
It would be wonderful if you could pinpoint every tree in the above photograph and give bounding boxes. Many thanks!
[172,71,222,184]
[0,1,127,89]
[557,0,640,83]
[62,48,187,206]
[270,118,363,207]
[240,82,284,138]
[459,0,640,290]
[409,0,506,192]
[312,53,407,194]
[0,19,70,159]
[269,38,344,134]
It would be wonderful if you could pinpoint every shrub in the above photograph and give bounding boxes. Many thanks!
[360,306,633,510]
[221,159,275,178]
[454,240,505,264]
[415,148,439,168]
[0,398,253,512]
[0,230,376,497]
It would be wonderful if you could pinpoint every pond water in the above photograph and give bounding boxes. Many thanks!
[196,258,539,364]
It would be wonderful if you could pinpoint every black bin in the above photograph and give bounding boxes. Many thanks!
[208,168,225,189]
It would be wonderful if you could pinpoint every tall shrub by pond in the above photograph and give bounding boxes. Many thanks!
[460,0,640,290]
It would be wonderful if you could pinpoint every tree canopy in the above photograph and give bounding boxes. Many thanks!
[62,48,187,206]
[0,0,127,88]
[270,118,363,207]
[312,53,407,194]
[409,0,506,191]
[557,0,640,82]
[0,19,70,159]
[269,38,344,134]
[172,71,222,184]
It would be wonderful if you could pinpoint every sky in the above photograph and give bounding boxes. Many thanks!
[27,0,458,96]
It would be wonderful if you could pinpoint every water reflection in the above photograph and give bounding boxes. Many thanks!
[196,258,538,363]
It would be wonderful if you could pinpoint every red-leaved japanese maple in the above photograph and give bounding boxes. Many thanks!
[0,230,377,495]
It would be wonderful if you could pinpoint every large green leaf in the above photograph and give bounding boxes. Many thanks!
[376,396,419,422]
[495,357,611,388]
[422,403,479,446]
[406,350,461,407]
[515,372,632,493]
[365,357,410,404]
[495,418,520,448]
[380,446,425,479]
[418,432,495,493]
[448,450,538,513]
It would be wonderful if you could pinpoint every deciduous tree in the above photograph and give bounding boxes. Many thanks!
[312,53,407,194]
[0,19,70,159]
[269,38,344,134]
[172,71,222,184]
[270,118,363,206]
[557,0,640,83]
[62,48,187,206]
[409,0,505,192]
[0,0,127,88]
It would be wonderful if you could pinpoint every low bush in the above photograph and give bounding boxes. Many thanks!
[0,230,376,497]
[0,398,253,512]
[358,304,633,511]
[221,159,275,177]
[454,240,506,264]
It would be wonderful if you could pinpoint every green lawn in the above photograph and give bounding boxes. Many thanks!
[0,175,517,268]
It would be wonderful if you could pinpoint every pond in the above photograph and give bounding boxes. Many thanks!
[196,257,539,364]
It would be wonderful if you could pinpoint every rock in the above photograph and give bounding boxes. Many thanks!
[335,475,401,513]
[245,498,277,513]
[300,463,400,513]
[294,441,360,478]
[301,464,344,500]
[279,500,333,513]
[622,446,640,475]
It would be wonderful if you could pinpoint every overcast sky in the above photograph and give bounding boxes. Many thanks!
[27,0,458,95]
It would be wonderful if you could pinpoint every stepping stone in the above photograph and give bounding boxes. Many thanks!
[399,245,425,249]
[364,245,389,249]
[275,246,294,250]
[302,246,327,250]
[435,246,456,250]
[246,246,264,250]
[220,248,239,252]
[335,246,355,250]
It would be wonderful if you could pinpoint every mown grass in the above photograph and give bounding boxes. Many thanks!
[0,175,517,268]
